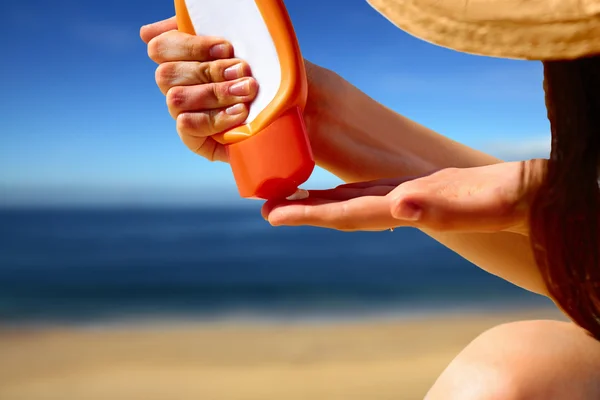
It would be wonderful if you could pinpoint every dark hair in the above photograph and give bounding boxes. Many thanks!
[529,55,600,338]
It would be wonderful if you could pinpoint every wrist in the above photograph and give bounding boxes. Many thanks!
[303,61,419,182]
[302,60,503,184]
[507,158,548,236]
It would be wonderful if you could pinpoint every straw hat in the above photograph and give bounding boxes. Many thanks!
[367,0,600,60]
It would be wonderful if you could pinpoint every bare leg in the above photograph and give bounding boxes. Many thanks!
[425,320,600,400]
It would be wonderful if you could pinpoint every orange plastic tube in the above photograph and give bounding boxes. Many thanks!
[174,0,315,200]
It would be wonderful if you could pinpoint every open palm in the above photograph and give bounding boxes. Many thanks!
[262,161,544,235]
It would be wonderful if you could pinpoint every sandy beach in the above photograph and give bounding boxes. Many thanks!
[0,307,566,400]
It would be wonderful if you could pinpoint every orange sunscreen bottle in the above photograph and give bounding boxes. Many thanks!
[174,0,315,200]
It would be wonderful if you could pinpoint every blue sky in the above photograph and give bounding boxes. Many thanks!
[0,0,551,206]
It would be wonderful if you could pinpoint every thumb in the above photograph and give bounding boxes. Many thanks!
[388,179,522,233]
[140,16,178,44]
[388,185,427,223]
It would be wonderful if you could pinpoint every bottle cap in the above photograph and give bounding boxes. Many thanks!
[226,106,315,200]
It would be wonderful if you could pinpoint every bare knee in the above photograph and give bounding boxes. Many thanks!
[426,320,600,400]
[425,346,526,400]
[425,366,522,399]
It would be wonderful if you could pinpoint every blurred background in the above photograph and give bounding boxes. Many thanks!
[0,0,558,399]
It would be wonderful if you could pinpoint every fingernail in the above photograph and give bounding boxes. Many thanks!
[229,79,250,96]
[393,200,422,221]
[225,103,245,115]
[223,64,243,80]
[209,43,230,58]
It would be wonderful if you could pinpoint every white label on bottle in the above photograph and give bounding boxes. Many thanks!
[185,0,282,126]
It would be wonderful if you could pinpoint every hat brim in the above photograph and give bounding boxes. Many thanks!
[367,0,600,61]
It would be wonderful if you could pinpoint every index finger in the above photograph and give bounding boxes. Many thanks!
[264,196,397,231]
[140,16,178,44]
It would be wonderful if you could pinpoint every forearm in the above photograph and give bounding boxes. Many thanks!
[306,66,548,296]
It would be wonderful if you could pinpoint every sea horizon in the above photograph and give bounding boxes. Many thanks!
[0,207,553,328]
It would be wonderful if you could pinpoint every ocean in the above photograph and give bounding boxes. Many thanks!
[0,207,551,327]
